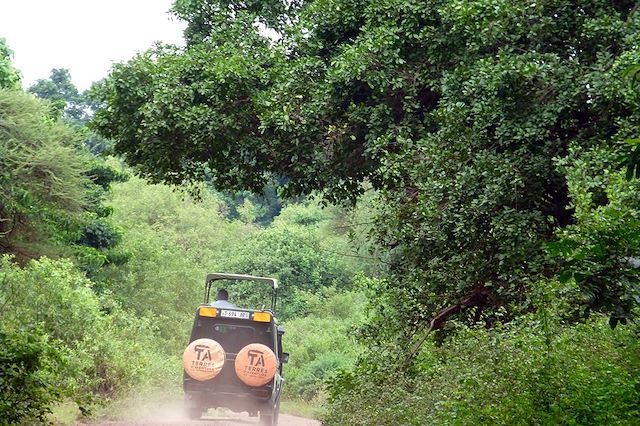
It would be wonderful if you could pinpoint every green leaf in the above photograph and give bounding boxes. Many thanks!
[626,163,635,181]
[622,64,640,88]
[558,270,574,284]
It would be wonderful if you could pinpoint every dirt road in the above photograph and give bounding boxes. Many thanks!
[80,411,320,426]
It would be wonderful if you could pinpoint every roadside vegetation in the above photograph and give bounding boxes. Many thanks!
[0,84,368,420]
[3,1,640,425]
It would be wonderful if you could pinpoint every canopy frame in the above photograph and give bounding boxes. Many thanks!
[204,273,279,314]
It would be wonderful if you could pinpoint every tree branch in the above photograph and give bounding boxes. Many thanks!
[403,288,490,368]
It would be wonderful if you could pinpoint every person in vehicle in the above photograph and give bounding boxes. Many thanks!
[212,288,238,308]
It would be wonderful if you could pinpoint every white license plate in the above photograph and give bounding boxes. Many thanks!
[220,310,250,319]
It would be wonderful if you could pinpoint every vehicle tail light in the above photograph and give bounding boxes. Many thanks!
[199,307,218,317]
[252,311,271,322]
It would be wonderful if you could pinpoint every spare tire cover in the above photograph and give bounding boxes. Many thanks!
[234,343,278,387]
[182,338,225,381]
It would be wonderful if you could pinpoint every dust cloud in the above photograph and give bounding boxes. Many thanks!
[78,394,320,426]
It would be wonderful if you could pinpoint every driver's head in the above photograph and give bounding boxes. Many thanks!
[217,288,229,301]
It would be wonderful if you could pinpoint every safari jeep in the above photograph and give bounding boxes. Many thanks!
[182,273,288,425]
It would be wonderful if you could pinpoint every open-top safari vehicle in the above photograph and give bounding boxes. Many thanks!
[182,273,288,425]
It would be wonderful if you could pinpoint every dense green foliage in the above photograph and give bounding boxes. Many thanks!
[0,89,90,259]
[97,174,367,349]
[326,299,640,425]
[220,204,361,319]
[93,0,640,326]
[3,1,640,424]
[0,324,63,424]
[215,181,285,225]
[89,1,640,424]
[0,170,367,422]
[0,38,20,89]
[0,53,174,423]
[95,175,245,354]
[553,144,640,325]
[0,88,127,283]
[0,256,177,423]
[282,287,365,403]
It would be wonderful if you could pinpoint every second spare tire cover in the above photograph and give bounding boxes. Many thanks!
[234,343,278,387]
[182,338,225,381]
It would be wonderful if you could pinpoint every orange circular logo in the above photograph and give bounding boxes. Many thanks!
[182,338,225,381]
[234,343,278,387]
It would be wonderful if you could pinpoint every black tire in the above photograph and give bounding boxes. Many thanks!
[260,410,273,426]
[186,406,203,421]
[273,400,280,426]
[260,399,280,426]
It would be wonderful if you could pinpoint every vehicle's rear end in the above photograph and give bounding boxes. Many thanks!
[183,305,281,411]
[183,273,286,424]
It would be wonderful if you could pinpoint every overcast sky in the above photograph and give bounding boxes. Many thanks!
[0,0,185,91]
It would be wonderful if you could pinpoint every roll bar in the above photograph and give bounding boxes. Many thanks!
[204,273,279,314]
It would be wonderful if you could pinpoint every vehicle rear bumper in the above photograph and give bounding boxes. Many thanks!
[183,383,275,414]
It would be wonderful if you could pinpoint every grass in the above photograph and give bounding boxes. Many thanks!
[49,401,81,426]
[280,396,327,419]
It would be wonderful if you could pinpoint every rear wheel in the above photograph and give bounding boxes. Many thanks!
[184,395,203,421]
[260,399,280,426]
[186,407,202,421]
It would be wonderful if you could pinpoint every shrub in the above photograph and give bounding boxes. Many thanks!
[220,205,357,320]
[282,289,365,400]
[0,325,64,425]
[0,255,179,416]
[325,309,640,426]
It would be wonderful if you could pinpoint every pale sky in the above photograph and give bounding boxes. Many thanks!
[0,0,186,91]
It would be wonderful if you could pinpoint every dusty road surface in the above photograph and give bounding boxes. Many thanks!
[79,411,321,426]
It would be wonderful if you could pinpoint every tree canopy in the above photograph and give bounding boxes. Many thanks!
[0,89,90,258]
[0,38,20,89]
[28,68,88,121]
[93,0,640,334]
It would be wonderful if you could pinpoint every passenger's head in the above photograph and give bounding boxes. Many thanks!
[217,288,229,301]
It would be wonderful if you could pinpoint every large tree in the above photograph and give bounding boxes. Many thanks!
[93,0,640,335]
[1,64,125,263]
[0,89,90,258]
[28,68,87,121]
[0,38,20,89]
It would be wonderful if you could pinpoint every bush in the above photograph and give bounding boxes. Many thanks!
[282,289,365,401]
[96,176,243,354]
[325,307,640,426]
[0,325,64,425]
[0,255,179,416]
